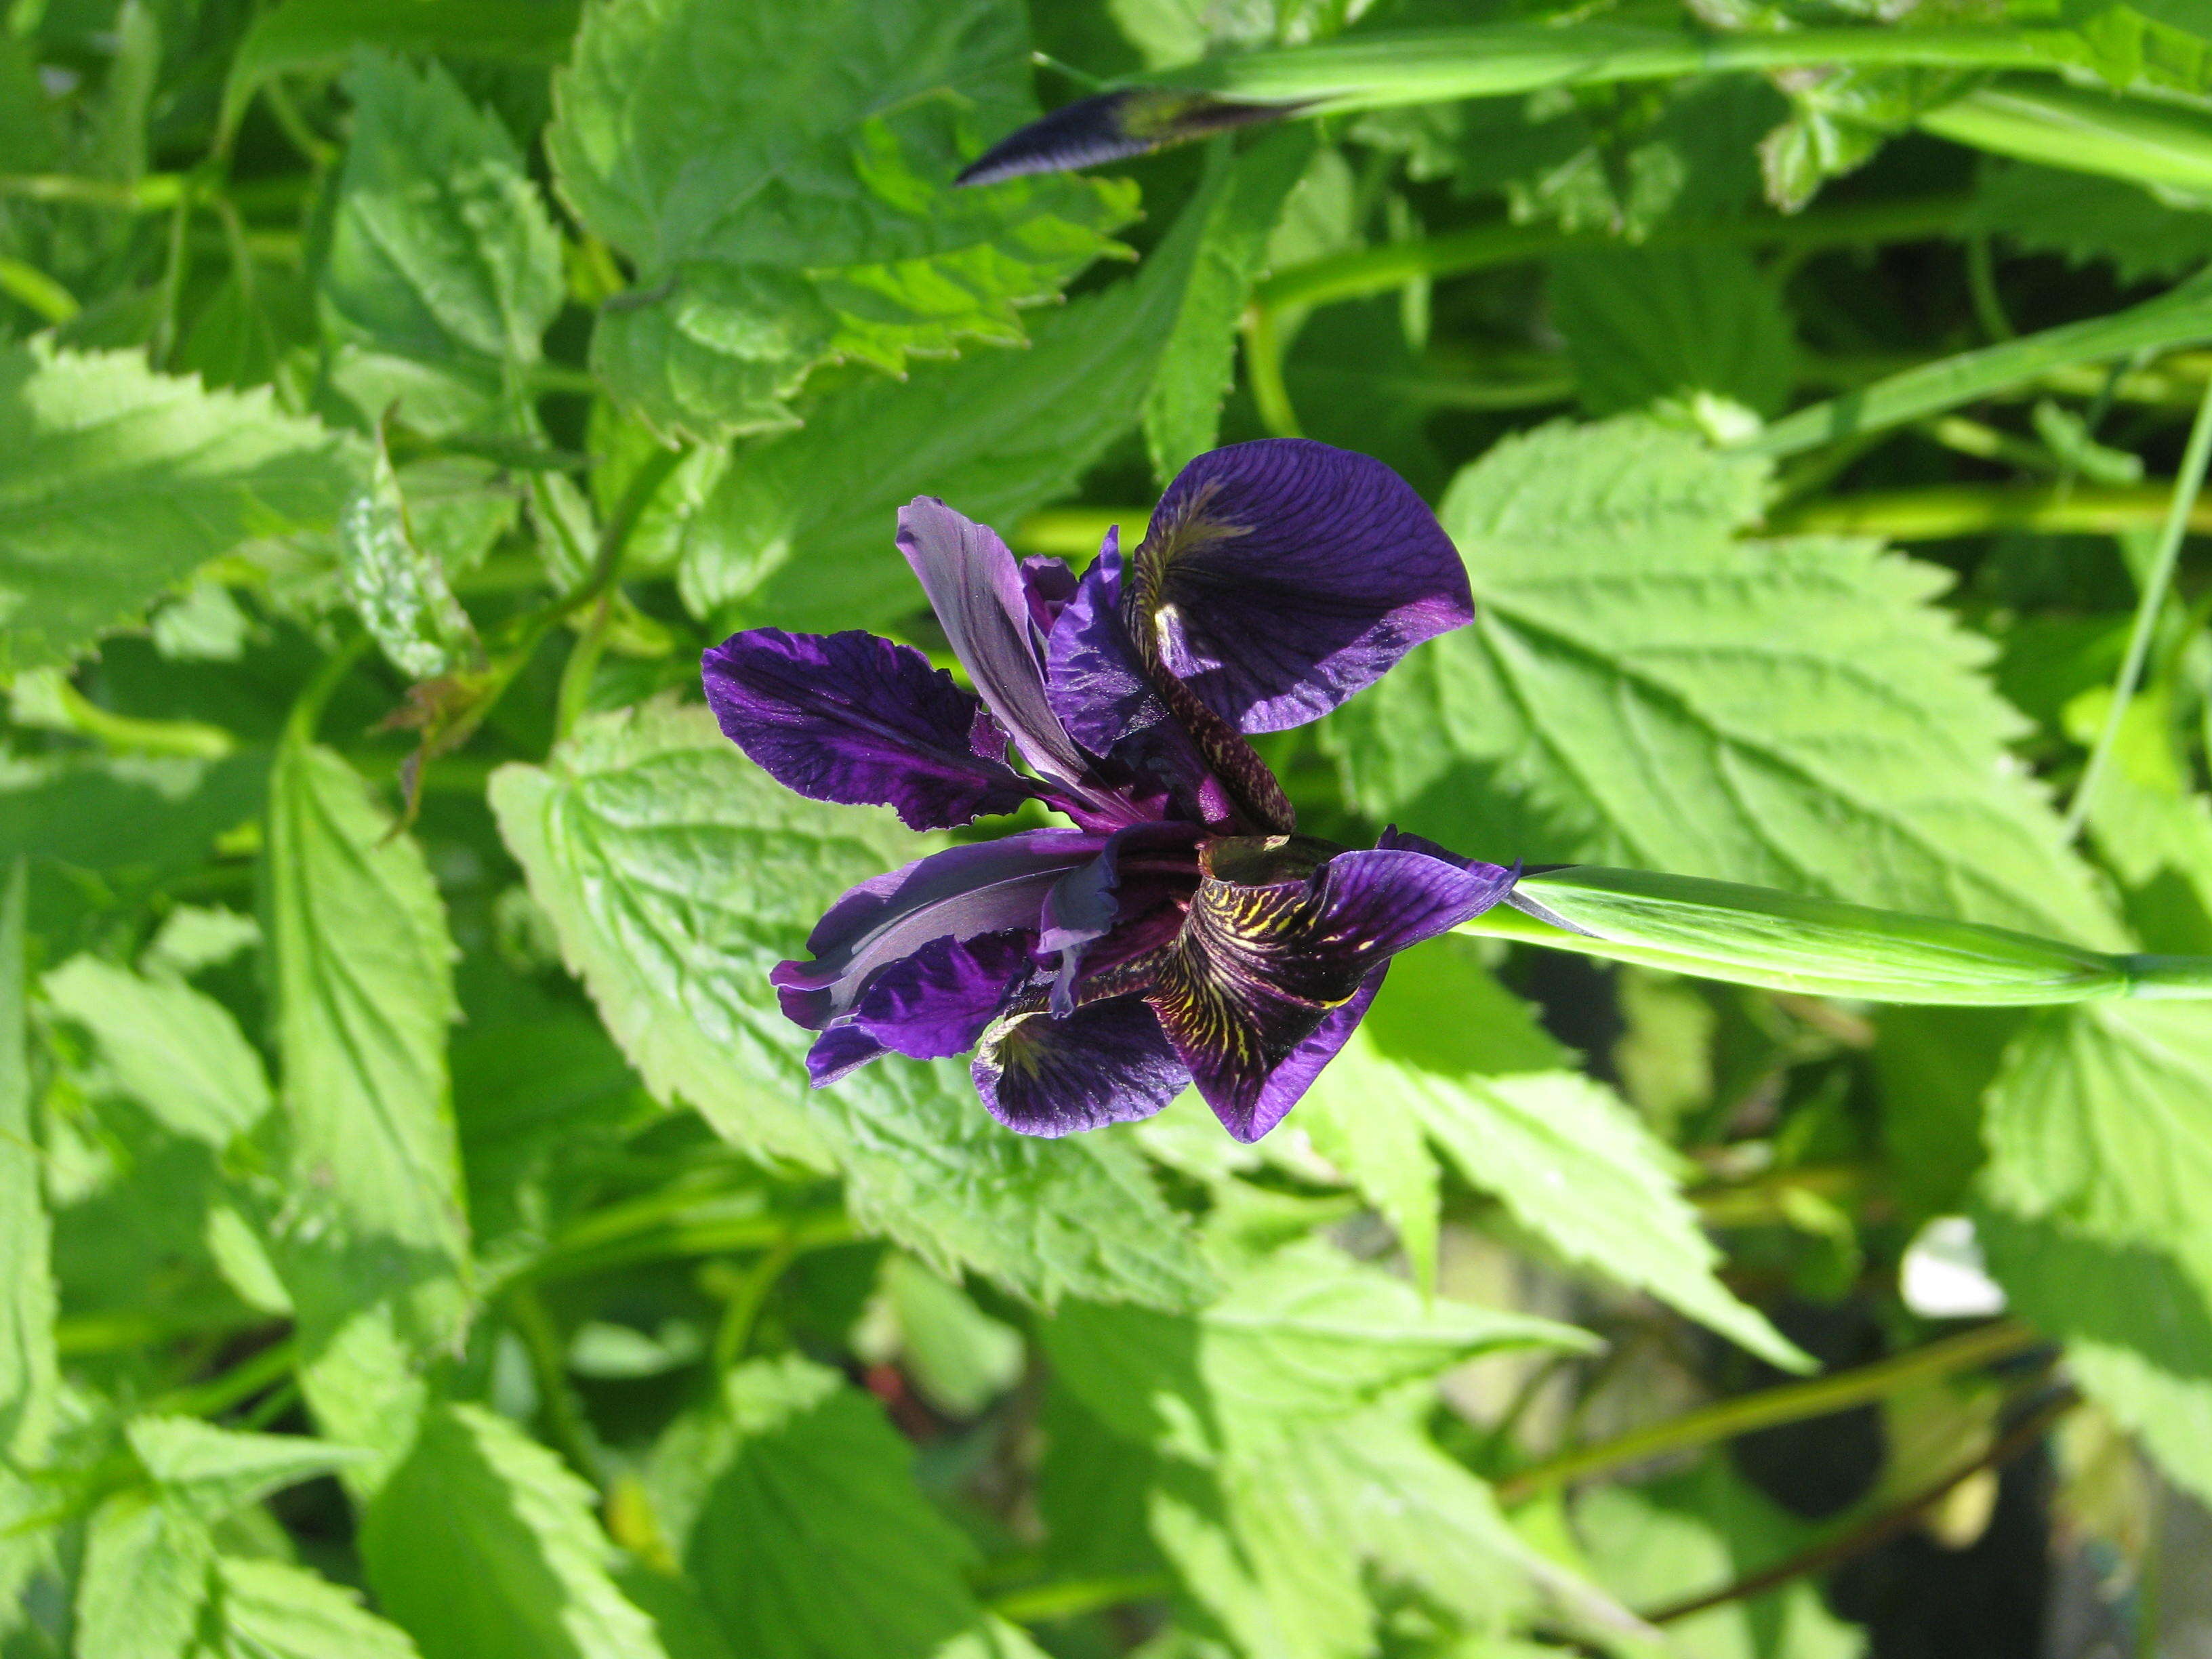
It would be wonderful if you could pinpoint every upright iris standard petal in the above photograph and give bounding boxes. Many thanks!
[772,830,1105,1030]
[1048,531,1293,834]
[1130,440,1472,733]
[972,995,1191,1136]
[703,629,1036,830]
[1147,837,1517,1139]
[895,498,1099,800]
[1038,820,1203,1016]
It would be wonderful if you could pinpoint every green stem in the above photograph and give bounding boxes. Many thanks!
[506,1284,600,1486]
[1496,1319,2042,1505]
[1965,234,2016,343]
[146,1338,297,1420]
[2064,370,2212,840]
[0,257,75,323]
[0,171,186,209]
[283,633,371,750]
[711,1231,800,1373]
[1242,306,1302,438]
[1643,1386,2079,1624]
[1254,194,1971,312]
[514,1204,853,1289]
[1766,480,2212,541]
[988,1572,1175,1624]
[554,596,614,743]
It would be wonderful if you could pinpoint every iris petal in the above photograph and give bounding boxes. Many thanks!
[1038,821,1203,1017]
[895,497,1099,802]
[703,628,1035,831]
[851,930,1036,1061]
[1048,533,1288,832]
[1134,440,1472,733]
[773,830,1105,1029]
[1236,966,1388,1143]
[1147,836,1517,1139]
[972,995,1189,1136]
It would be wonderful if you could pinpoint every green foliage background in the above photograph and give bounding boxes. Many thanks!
[3,0,2212,1652]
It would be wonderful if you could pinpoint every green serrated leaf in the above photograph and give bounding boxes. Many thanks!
[0,865,53,1469]
[322,50,563,434]
[340,435,483,681]
[1967,159,2212,283]
[1976,1205,2212,1504]
[211,1557,424,1659]
[76,1491,214,1659]
[648,1353,1012,1658]
[41,955,272,1147]
[125,1418,367,1524]
[489,701,1210,1309]
[1305,954,1809,1372]
[546,0,1136,442]
[1143,127,1316,482]
[1982,1000,2212,1290]
[677,143,1225,628]
[1548,243,1795,417]
[267,737,468,1483]
[0,341,359,675]
[1326,417,2123,950]
[361,1404,667,1659]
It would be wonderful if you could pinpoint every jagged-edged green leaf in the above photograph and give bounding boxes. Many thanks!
[1977,1206,2212,1504]
[1982,1001,2212,1290]
[1325,417,2122,948]
[1548,243,1795,417]
[677,147,1225,628]
[868,1253,1023,1418]
[0,866,53,1467]
[41,955,272,1146]
[1967,159,2212,284]
[490,701,1210,1310]
[125,1417,368,1524]
[75,1491,213,1659]
[210,1557,424,1659]
[340,435,483,681]
[267,737,468,1480]
[321,51,562,432]
[361,1404,667,1659]
[1143,127,1315,481]
[0,341,358,674]
[649,1354,1042,1659]
[546,0,1135,441]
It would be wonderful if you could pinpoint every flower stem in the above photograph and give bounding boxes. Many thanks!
[1642,1385,2079,1624]
[2065,369,2212,840]
[506,1284,600,1486]
[1767,480,2212,540]
[1496,1319,2043,1506]
[711,1231,800,1374]
[988,1572,1175,1624]
[1242,305,1302,438]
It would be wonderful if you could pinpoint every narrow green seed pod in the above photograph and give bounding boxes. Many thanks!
[1463,866,2142,1004]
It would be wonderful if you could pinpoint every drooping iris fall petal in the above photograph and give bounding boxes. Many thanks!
[849,930,1036,1061]
[703,628,1032,831]
[771,830,1104,1029]
[972,994,1189,1136]
[1146,838,1517,1139]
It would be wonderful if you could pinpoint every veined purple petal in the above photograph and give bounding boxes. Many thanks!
[897,498,1094,796]
[1021,555,1080,632]
[806,1025,886,1086]
[773,830,1105,1029]
[1235,966,1386,1143]
[703,629,1035,831]
[1133,441,1471,733]
[1039,821,1203,1017]
[972,995,1189,1136]
[1047,535,1272,832]
[1148,836,1517,1139]
[851,930,1036,1061]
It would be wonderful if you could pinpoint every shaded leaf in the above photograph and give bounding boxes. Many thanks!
[0,864,55,1467]
[339,434,483,681]
[1548,243,1795,417]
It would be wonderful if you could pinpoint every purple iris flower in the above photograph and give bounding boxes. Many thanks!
[702,439,1523,1142]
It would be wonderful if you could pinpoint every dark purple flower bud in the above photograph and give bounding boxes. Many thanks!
[955,89,1298,188]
